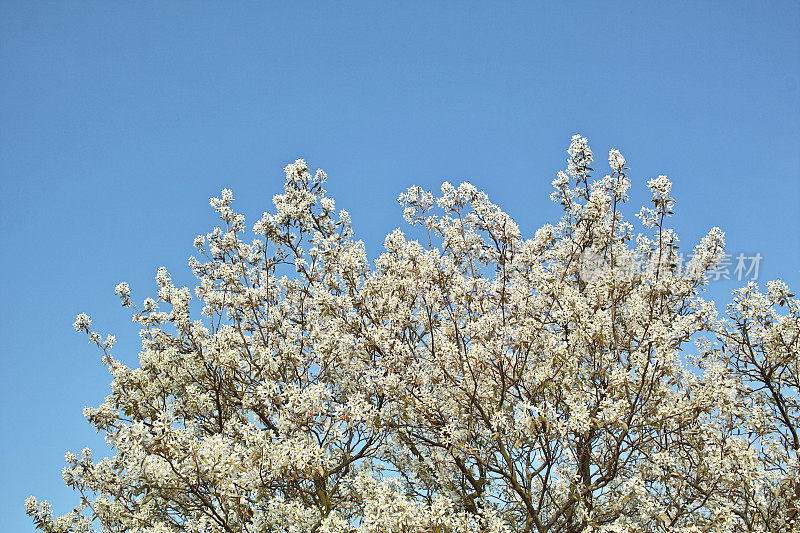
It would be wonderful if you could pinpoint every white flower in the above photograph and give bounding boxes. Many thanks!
[114,282,130,298]
[609,148,626,170]
[647,175,673,204]
[73,313,91,332]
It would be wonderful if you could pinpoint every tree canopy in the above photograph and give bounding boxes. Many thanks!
[28,137,799,532]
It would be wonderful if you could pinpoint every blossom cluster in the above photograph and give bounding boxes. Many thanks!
[27,140,799,532]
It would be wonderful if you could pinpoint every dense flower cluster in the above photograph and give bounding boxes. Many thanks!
[28,138,798,532]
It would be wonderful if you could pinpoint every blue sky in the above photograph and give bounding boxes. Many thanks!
[1,1,798,529]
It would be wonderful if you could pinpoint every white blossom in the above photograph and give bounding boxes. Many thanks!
[30,137,799,533]
[72,313,91,332]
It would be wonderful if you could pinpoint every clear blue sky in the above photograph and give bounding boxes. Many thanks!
[1,1,798,529]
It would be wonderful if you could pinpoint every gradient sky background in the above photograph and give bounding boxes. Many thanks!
[1,1,799,529]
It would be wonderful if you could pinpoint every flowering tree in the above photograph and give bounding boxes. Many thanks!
[27,137,798,532]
